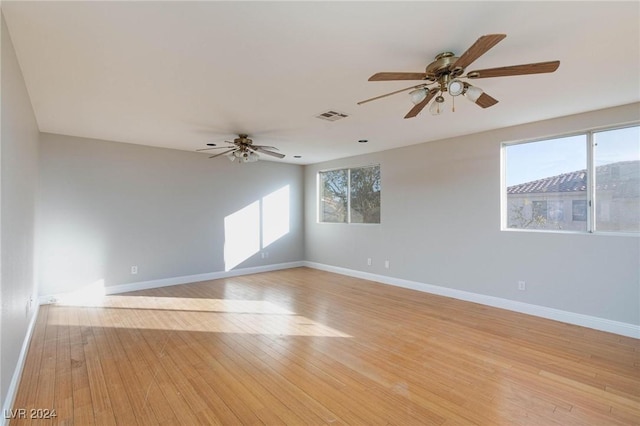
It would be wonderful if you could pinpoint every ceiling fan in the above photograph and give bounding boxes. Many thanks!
[196,134,285,162]
[358,34,560,118]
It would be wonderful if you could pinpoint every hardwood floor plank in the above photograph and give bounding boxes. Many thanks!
[159,334,238,425]
[77,308,117,426]
[224,324,447,424]
[52,307,74,425]
[157,330,266,424]
[116,327,179,424]
[86,307,145,426]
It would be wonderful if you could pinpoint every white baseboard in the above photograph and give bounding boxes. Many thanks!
[303,261,640,339]
[39,261,304,304]
[2,304,40,426]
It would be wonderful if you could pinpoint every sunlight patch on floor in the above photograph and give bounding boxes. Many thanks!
[50,295,351,337]
[57,294,293,314]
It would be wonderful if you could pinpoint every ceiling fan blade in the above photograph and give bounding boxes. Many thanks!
[358,84,428,105]
[404,88,438,119]
[450,34,506,74]
[474,92,499,108]
[368,72,427,81]
[251,144,279,150]
[466,60,560,79]
[255,147,285,159]
[209,149,235,159]
[196,146,232,151]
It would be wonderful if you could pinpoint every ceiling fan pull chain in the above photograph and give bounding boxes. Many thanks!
[452,95,456,113]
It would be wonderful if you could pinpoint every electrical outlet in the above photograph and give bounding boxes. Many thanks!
[131,265,138,274]
[367,258,372,266]
[518,280,526,291]
[384,260,390,269]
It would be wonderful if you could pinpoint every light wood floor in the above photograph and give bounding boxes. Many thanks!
[11,267,640,425]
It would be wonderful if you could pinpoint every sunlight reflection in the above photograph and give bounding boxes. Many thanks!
[56,279,105,305]
[57,295,294,314]
[262,185,290,247]
[223,185,291,270]
[224,201,261,270]
[51,295,350,337]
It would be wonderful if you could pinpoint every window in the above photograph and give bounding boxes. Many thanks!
[503,125,639,234]
[319,169,348,223]
[319,165,380,224]
[594,127,640,232]
[505,134,587,231]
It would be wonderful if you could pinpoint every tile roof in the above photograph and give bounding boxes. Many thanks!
[507,160,639,195]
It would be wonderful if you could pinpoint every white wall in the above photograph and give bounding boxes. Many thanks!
[1,13,40,410]
[305,103,640,326]
[38,133,304,296]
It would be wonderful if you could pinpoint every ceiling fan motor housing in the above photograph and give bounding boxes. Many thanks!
[235,134,252,145]
[425,52,459,80]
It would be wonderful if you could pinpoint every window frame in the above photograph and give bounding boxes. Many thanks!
[501,123,639,236]
[317,164,381,225]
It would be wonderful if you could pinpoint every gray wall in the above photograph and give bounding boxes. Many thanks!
[305,103,640,325]
[38,133,304,296]
[1,14,40,407]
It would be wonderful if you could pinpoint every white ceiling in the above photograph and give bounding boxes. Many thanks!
[3,1,639,165]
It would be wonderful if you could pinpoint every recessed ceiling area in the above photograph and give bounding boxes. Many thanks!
[2,1,639,164]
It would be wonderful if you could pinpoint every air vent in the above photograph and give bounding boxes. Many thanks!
[316,110,349,121]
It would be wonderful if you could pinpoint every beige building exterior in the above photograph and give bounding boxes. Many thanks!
[506,161,640,232]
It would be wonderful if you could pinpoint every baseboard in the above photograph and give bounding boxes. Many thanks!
[39,261,304,304]
[2,304,40,426]
[303,261,640,339]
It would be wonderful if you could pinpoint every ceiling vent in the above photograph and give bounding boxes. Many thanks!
[316,110,349,121]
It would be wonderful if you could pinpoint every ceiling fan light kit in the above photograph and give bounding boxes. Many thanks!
[230,150,259,163]
[359,33,560,118]
[447,79,465,96]
[409,88,428,105]
[464,84,483,102]
[429,95,446,116]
